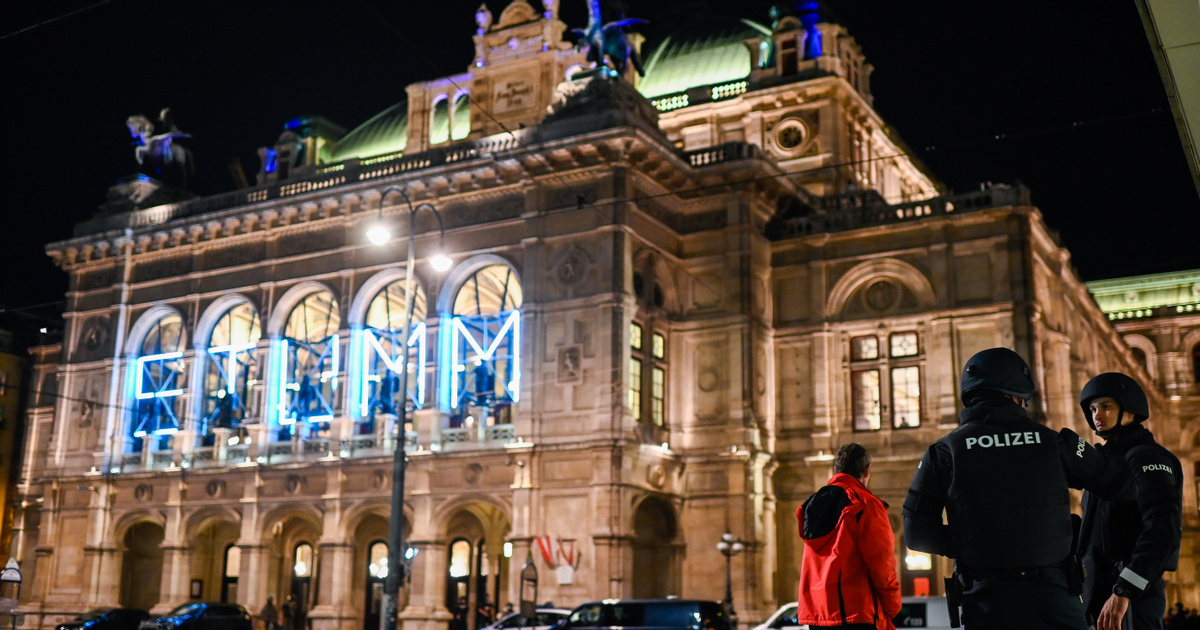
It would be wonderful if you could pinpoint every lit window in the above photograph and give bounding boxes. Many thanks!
[852,370,881,431]
[890,332,918,358]
[447,265,522,427]
[891,366,921,428]
[130,313,186,452]
[849,331,922,431]
[628,358,642,420]
[652,333,665,360]
[451,92,471,141]
[202,303,261,436]
[651,367,665,426]
[449,540,471,578]
[360,279,427,436]
[294,543,313,577]
[430,97,450,145]
[631,323,643,351]
[276,291,341,438]
[851,336,878,360]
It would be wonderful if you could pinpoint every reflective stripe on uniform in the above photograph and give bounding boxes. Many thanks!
[1119,566,1150,590]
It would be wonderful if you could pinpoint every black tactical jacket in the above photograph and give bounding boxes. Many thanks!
[1080,424,1182,604]
[904,398,1131,570]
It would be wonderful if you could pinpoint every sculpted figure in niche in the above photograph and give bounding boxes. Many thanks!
[126,108,194,188]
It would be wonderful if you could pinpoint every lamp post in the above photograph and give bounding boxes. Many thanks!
[716,532,745,629]
[378,186,452,630]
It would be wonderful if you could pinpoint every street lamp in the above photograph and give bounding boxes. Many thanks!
[717,532,745,629]
[376,186,452,630]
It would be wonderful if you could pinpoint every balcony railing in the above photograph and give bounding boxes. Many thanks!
[111,425,516,472]
[767,183,1031,240]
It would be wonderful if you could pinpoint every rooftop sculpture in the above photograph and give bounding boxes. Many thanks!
[571,0,647,76]
[126,108,194,188]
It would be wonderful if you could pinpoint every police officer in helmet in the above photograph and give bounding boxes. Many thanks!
[1078,372,1181,630]
[903,348,1131,630]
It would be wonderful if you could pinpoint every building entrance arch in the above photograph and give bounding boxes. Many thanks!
[443,503,511,630]
[120,521,165,610]
[632,497,678,598]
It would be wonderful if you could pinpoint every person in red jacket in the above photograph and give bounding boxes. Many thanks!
[796,443,901,630]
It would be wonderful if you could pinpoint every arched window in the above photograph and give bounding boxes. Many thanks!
[451,92,471,141]
[222,544,241,602]
[1193,343,1200,384]
[359,279,427,435]
[430,97,450,145]
[278,291,341,438]
[131,313,186,452]
[1131,347,1149,373]
[446,264,522,427]
[202,303,261,436]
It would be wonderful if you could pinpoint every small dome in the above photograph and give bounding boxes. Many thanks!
[330,101,408,162]
[638,18,772,99]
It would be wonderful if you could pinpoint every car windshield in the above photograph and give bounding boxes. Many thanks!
[167,603,203,617]
[77,609,113,621]
[499,611,566,628]
[770,605,799,628]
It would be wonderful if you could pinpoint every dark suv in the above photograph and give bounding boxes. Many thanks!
[558,600,731,630]
[137,603,252,630]
[56,608,150,630]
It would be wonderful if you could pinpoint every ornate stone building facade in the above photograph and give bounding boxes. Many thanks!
[13,1,1197,629]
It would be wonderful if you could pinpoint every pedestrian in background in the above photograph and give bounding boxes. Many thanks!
[796,442,901,630]
[260,596,279,630]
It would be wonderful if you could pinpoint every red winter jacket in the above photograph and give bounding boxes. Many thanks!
[795,473,901,630]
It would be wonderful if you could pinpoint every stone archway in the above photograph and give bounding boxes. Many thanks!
[631,497,678,598]
[191,517,241,602]
[442,502,512,630]
[120,521,165,610]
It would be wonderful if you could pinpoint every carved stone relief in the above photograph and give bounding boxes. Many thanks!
[557,346,582,382]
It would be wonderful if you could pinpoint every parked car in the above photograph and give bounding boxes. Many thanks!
[751,597,951,630]
[56,608,150,630]
[137,603,252,630]
[482,608,572,630]
[558,599,730,630]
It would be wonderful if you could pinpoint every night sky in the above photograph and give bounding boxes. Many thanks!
[3,0,1196,330]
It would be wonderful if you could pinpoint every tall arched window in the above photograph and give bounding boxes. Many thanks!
[202,303,261,436]
[222,544,241,602]
[278,291,341,438]
[451,92,471,141]
[360,279,427,435]
[430,97,450,145]
[446,264,522,427]
[1193,343,1200,383]
[131,313,186,452]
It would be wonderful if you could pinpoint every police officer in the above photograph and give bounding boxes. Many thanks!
[1078,373,1182,630]
[903,348,1130,630]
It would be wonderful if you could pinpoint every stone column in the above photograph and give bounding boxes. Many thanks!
[308,541,356,630]
[156,545,193,615]
[400,539,453,630]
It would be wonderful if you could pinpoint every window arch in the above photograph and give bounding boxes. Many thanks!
[200,302,262,436]
[430,97,451,145]
[444,264,522,426]
[1193,343,1200,384]
[129,312,187,452]
[358,279,428,435]
[451,92,471,141]
[276,290,342,437]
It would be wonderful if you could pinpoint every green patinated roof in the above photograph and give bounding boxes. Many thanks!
[1087,269,1200,318]
[330,100,408,162]
[638,18,772,99]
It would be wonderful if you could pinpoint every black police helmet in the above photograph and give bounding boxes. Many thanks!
[1079,372,1149,432]
[960,347,1036,405]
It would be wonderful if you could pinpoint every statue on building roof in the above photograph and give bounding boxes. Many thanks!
[571,0,647,77]
[126,107,194,189]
